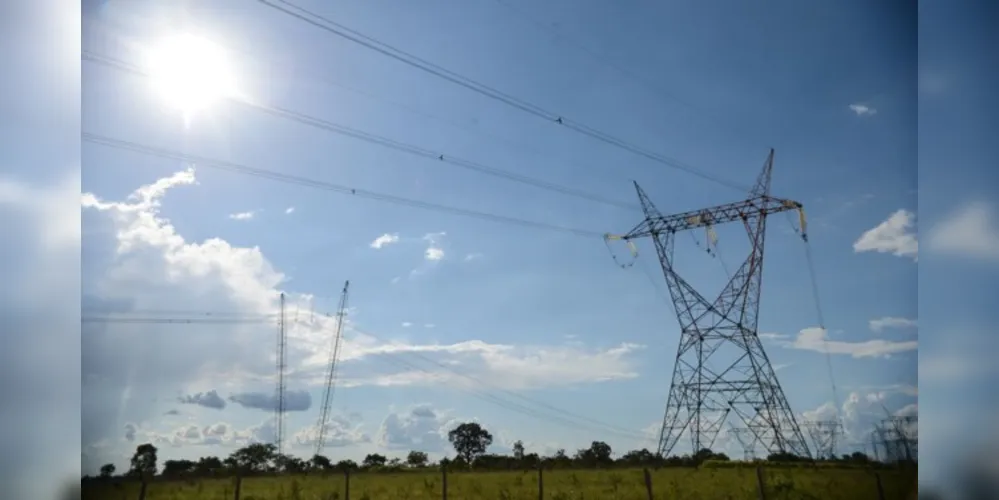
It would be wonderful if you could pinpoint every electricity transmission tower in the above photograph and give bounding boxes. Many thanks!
[315,281,350,457]
[274,293,287,455]
[804,420,843,459]
[875,415,917,463]
[610,150,812,458]
[729,426,759,460]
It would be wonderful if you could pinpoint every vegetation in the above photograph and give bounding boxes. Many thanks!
[82,421,916,499]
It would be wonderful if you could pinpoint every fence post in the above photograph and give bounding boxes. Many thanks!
[537,464,543,500]
[874,472,885,500]
[233,474,242,500]
[643,468,653,500]
[441,464,448,500]
[344,468,350,500]
[137,472,148,500]
[755,466,766,500]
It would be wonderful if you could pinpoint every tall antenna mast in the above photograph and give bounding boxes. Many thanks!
[274,292,287,455]
[609,150,812,458]
[315,280,350,457]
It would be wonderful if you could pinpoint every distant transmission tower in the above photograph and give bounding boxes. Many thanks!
[804,420,843,459]
[315,280,350,457]
[729,426,759,460]
[274,293,287,455]
[609,150,812,458]
[875,415,917,463]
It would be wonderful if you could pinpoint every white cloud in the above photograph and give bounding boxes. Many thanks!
[868,317,917,333]
[228,211,255,220]
[80,169,647,466]
[779,327,917,358]
[370,233,399,249]
[849,103,877,116]
[285,206,295,214]
[292,414,370,449]
[377,404,458,451]
[853,209,918,261]
[423,232,446,261]
[401,322,412,328]
[927,202,999,262]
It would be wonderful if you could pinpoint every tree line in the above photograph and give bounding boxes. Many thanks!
[86,422,878,480]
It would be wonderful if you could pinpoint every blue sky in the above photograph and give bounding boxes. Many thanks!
[74,0,926,471]
[6,0,999,495]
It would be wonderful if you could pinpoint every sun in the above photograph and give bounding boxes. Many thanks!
[144,33,237,124]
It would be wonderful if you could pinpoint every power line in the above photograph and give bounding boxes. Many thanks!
[254,0,752,193]
[82,50,637,212]
[82,132,607,238]
[82,307,650,442]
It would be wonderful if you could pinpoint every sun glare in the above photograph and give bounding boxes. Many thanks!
[145,33,237,124]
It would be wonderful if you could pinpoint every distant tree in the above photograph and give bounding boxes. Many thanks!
[620,448,657,466]
[228,443,278,472]
[311,454,333,471]
[575,441,613,467]
[512,440,525,461]
[362,453,387,468]
[406,450,429,467]
[98,464,115,479]
[335,459,358,471]
[195,456,223,475]
[162,459,197,477]
[447,422,493,465]
[275,454,307,473]
[129,443,158,477]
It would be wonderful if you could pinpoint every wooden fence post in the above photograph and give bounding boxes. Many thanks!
[137,473,148,500]
[537,465,544,500]
[441,464,448,500]
[874,472,885,500]
[755,466,766,500]
[233,474,242,500]
[344,468,350,500]
[643,468,654,500]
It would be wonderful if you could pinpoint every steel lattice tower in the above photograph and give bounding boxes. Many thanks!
[614,150,811,458]
[274,293,287,455]
[804,420,843,460]
[315,280,350,457]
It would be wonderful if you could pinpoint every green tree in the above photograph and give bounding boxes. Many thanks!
[228,443,277,472]
[512,440,525,461]
[98,463,115,479]
[406,450,429,467]
[362,453,387,468]
[311,454,333,471]
[447,422,493,465]
[129,443,158,477]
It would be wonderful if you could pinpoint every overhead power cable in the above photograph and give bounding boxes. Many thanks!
[82,51,637,212]
[349,324,649,440]
[82,132,607,238]
[254,0,752,193]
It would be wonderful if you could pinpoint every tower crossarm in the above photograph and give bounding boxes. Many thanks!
[621,195,802,240]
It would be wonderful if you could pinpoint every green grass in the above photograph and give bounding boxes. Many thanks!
[82,466,916,500]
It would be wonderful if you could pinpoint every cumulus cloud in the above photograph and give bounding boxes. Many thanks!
[853,209,918,260]
[778,327,917,358]
[178,390,226,410]
[79,169,646,467]
[292,414,370,448]
[422,232,446,261]
[369,233,399,249]
[228,389,312,412]
[848,103,877,116]
[228,211,255,220]
[927,202,999,262]
[868,317,917,333]
[377,404,460,451]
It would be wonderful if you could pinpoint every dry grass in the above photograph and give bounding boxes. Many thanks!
[82,466,916,500]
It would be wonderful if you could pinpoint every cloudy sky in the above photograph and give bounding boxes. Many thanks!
[4,1,998,495]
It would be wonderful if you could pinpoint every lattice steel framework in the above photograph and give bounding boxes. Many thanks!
[616,150,811,458]
[729,426,759,460]
[274,293,287,455]
[804,420,843,459]
[315,280,350,457]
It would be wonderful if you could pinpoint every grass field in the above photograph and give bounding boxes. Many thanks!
[82,466,917,500]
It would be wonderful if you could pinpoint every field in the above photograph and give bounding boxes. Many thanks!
[82,466,917,500]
